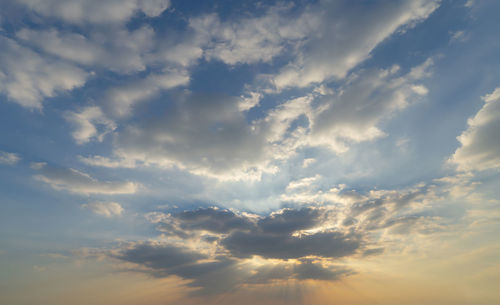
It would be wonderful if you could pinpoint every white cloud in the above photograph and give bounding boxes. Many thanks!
[110,92,274,180]
[82,201,124,217]
[450,30,467,43]
[190,5,317,65]
[285,175,321,191]
[16,0,170,25]
[308,60,432,152]
[0,151,21,165]
[0,36,88,109]
[34,164,138,195]
[78,155,137,168]
[105,69,189,117]
[270,0,439,90]
[238,92,262,112]
[64,106,116,145]
[83,59,432,180]
[450,87,500,172]
[16,26,155,74]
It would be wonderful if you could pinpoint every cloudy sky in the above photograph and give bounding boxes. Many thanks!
[1,0,500,304]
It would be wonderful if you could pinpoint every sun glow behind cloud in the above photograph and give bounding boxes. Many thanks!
[0,0,500,304]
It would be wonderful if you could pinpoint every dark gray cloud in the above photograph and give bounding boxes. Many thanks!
[175,207,255,234]
[222,230,360,259]
[154,206,361,260]
[257,208,323,234]
[111,183,456,295]
[114,241,352,295]
[111,206,363,294]
[113,242,242,295]
[114,243,205,271]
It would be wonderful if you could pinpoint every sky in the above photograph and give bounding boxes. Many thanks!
[0,0,499,304]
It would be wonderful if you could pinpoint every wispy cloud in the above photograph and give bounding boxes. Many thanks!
[0,151,21,165]
[33,163,139,195]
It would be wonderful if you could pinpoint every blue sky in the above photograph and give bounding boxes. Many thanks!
[1,1,500,304]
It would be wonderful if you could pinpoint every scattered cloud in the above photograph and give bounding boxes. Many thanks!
[0,36,88,109]
[104,70,189,117]
[16,26,156,74]
[108,174,471,294]
[450,87,500,172]
[189,4,316,65]
[64,106,115,145]
[81,201,124,217]
[16,0,170,25]
[33,164,138,195]
[0,151,21,165]
[270,0,439,90]
[309,60,432,152]
[84,59,431,180]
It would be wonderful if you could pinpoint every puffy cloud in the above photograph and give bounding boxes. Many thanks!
[114,242,205,271]
[104,70,189,117]
[189,0,438,76]
[222,230,360,260]
[112,206,356,294]
[16,0,170,25]
[16,26,156,74]
[450,87,500,171]
[159,207,255,235]
[309,60,432,152]
[189,5,316,65]
[271,0,439,90]
[0,151,21,165]
[112,242,243,295]
[64,106,116,145]
[33,164,138,195]
[155,206,359,260]
[81,201,123,217]
[109,92,272,179]
[107,172,475,295]
[0,36,88,109]
[83,59,431,180]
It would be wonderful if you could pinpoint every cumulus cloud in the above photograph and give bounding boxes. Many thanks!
[33,164,138,195]
[109,92,272,179]
[158,207,255,236]
[111,206,357,294]
[64,106,116,144]
[153,207,359,260]
[189,4,316,65]
[82,201,124,217]
[309,60,433,152]
[105,171,476,295]
[16,0,170,25]
[82,58,431,180]
[450,87,500,171]
[0,36,88,109]
[112,242,243,295]
[16,26,156,74]
[104,70,189,117]
[0,151,21,165]
[270,0,439,90]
